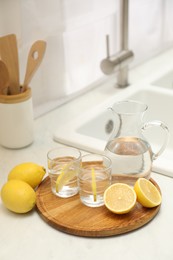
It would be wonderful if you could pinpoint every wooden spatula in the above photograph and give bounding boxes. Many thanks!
[0,34,20,94]
[0,60,10,95]
[22,40,46,92]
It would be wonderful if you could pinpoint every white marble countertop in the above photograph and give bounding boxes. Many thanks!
[1,49,173,260]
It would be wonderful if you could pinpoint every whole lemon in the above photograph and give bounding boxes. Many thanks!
[8,162,46,189]
[1,180,36,213]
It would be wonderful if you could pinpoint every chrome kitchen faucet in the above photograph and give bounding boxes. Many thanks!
[100,0,134,87]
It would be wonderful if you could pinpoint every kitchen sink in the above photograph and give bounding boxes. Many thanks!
[54,84,173,177]
[152,70,173,89]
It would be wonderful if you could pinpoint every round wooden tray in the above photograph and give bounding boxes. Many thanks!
[36,176,161,237]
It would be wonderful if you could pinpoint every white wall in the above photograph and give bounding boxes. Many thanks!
[0,0,173,116]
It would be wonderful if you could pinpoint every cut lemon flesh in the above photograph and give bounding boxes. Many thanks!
[104,183,136,214]
[56,165,77,192]
[91,168,97,202]
[134,178,161,208]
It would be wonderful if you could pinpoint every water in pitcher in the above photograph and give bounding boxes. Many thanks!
[105,136,152,186]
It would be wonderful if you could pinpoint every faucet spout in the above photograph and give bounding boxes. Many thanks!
[100,49,133,76]
[100,0,134,88]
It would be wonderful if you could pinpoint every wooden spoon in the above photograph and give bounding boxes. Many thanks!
[0,60,10,95]
[0,34,20,94]
[22,40,46,92]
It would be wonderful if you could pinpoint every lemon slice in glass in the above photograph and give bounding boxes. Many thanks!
[134,178,162,208]
[104,183,136,214]
[91,168,97,202]
[56,164,77,192]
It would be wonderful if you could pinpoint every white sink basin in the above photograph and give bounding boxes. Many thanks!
[152,70,173,89]
[54,84,173,177]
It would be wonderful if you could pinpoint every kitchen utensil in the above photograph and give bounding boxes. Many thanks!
[0,60,10,95]
[36,175,161,237]
[0,34,20,94]
[22,40,46,92]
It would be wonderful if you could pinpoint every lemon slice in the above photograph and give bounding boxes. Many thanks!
[91,168,97,202]
[134,178,162,208]
[104,183,136,214]
[56,164,77,192]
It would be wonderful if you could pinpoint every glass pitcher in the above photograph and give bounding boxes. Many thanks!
[104,100,169,186]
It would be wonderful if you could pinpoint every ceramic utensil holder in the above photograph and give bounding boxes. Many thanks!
[0,87,34,148]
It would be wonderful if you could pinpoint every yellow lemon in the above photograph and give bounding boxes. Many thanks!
[134,178,162,208]
[1,180,36,213]
[8,162,46,189]
[104,183,136,214]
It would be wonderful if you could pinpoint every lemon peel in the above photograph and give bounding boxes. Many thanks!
[8,162,46,189]
[134,178,161,208]
[1,180,36,213]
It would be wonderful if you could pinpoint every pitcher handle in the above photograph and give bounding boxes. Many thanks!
[142,120,169,160]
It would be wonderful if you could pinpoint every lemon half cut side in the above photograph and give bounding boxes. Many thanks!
[104,183,137,214]
[134,178,162,208]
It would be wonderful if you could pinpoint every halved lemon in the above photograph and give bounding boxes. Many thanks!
[56,164,77,192]
[104,183,136,214]
[134,178,162,208]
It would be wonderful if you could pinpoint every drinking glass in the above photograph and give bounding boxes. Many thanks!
[78,153,112,207]
[47,146,81,198]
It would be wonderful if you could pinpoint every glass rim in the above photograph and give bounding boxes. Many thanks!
[47,146,82,162]
[81,153,112,170]
[111,100,148,115]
